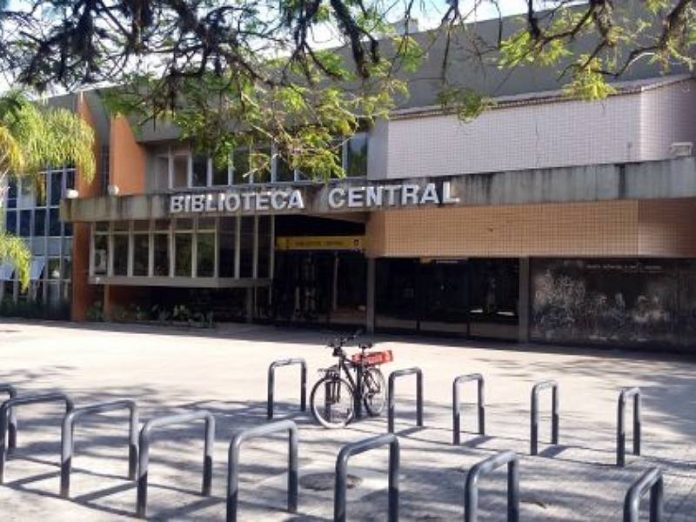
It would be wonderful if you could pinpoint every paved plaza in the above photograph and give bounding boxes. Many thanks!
[0,320,695,521]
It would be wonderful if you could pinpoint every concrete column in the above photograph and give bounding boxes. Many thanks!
[518,257,530,343]
[366,257,376,334]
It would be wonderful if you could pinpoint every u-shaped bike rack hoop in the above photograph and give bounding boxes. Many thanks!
[452,374,485,445]
[0,392,74,483]
[60,399,139,497]
[334,433,400,522]
[136,410,216,518]
[267,358,307,420]
[227,419,299,522]
[464,450,520,522]
[530,380,559,455]
[0,384,18,450]
[623,467,663,522]
[387,367,424,433]
[617,387,641,467]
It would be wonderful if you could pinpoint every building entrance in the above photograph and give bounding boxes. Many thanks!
[375,258,519,339]
[273,251,366,326]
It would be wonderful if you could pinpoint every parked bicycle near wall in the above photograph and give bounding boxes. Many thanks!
[310,331,392,428]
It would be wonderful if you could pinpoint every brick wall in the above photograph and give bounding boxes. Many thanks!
[366,198,696,259]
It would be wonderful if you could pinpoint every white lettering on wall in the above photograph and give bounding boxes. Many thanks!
[169,181,460,215]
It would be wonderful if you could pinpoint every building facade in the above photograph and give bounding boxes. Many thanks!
[3,56,696,350]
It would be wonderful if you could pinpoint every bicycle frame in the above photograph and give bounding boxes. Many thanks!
[327,351,368,419]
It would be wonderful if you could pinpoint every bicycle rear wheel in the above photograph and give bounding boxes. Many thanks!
[362,367,387,417]
[310,376,355,428]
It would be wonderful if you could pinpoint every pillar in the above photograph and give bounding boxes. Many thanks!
[518,257,530,343]
[366,257,376,334]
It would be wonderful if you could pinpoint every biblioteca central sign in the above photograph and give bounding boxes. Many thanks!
[169,181,460,215]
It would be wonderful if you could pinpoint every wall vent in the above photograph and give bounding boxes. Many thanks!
[669,142,693,158]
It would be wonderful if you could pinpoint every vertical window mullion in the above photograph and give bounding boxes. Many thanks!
[148,220,155,277]
[187,151,193,188]
[235,215,241,279]
[107,223,114,277]
[192,218,198,278]
[214,217,220,278]
[89,223,95,277]
[252,215,259,278]
[269,216,275,279]
[127,221,134,276]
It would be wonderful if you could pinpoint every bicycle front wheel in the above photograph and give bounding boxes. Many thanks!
[310,376,355,428]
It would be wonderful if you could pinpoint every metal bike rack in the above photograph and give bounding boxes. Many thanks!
[334,433,400,522]
[267,358,307,420]
[60,399,139,497]
[0,392,74,483]
[0,384,18,450]
[136,410,216,518]
[452,374,485,445]
[530,380,559,455]
[227,419,298,522]
[464,450,520,522]
[387,367,423,433]
[623,467,663,522]
[617,387,641,467]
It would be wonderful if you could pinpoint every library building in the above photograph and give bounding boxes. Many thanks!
[3,25,696,351]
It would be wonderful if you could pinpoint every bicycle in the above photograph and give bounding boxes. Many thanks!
[309,331,392,428]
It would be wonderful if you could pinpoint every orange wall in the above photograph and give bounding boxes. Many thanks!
[71,93,102,321]
[109,115,146,195]
[366,198,696,259]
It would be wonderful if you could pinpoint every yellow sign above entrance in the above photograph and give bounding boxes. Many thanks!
[276,236,365,251]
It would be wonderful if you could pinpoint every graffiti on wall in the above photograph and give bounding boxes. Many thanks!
[530,259,696,348]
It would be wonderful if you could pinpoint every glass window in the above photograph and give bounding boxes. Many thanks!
[19,181,34,208]
[172,153,188,188]
[153,234,170,276]
[252,146,271,183]
[6,180,17,208]
[133,220,150,232]
[96,222,110,232]
[35,176,47,207]
[346,133,368,177]
[93,235,108,275]
[192,154,208,187]
[19,210,31,237]
[154,219,170,231]
[50,171,62,205]
[232,148,249,184]
[239,217,254,277]
[65,170,75,190]
[133,234,150,276]
[198,217,215,231]
[113,221,129,232]
[155,156,170,192]
[48,258,61,279]
[34,208,46,236]
[62,258,72,280]
[48,208,61,236]
[212,157,229,186]
[175,233,192,277]
[112,235,129,276]
[5,210,17,235]
[196,233,215,277]
[175,218,194,231]
[218,217,236,278]
[275,153,294,183]
[64,221,73,237]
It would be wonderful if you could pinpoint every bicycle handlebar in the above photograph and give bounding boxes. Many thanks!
[328,329,364,349]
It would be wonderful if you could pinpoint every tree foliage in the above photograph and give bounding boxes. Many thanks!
[0,91,95,289]
[0,1,693,177]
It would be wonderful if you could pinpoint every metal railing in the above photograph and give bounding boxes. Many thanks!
[464,450,520,522]
[530,380,559,456]
[267,358,307,420]
[387,367,423,433]
[452,374,485,445]
[227,419,298,522]
[0,384,18,450]
[60,399,139,497]
[136,410,216,518]
[0,392,74,483]
[334,433,400,522]
[617,387,641,467]
[623,467,663,522]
